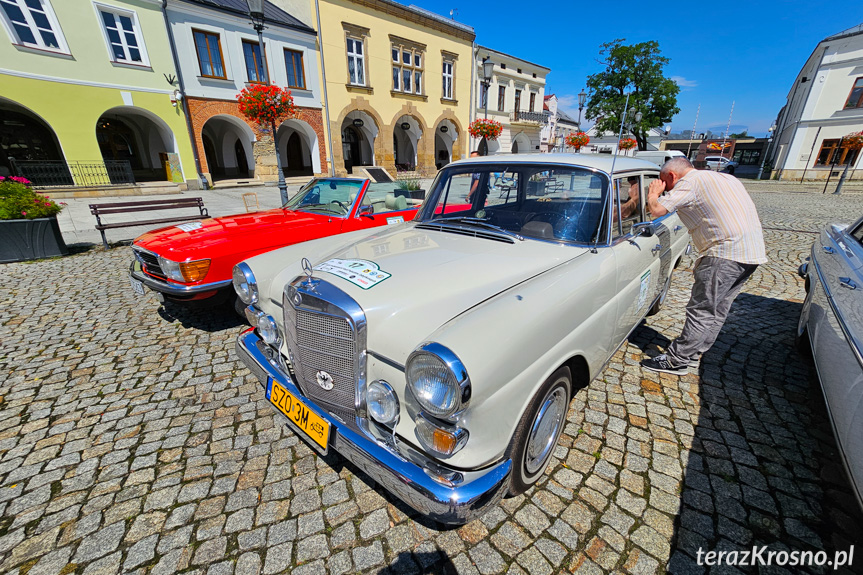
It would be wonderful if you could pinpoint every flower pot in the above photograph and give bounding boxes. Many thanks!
[0,216,68,263]
[394,189,426,201]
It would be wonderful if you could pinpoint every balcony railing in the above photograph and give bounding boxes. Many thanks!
[510,110,549,124]
[9,159,136,187]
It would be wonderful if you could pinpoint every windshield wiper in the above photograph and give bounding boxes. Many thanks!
[440,217,524,241]
[299,203,343,215]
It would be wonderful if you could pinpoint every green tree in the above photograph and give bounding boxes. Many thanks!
[585,39,680,151]
[729,130,748,138]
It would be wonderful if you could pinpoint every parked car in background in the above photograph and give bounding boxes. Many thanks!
[797,217,863,510]
[704,155,739,174]
[233,154,690,523]
[635,149,685,167]
[129,178,421,312]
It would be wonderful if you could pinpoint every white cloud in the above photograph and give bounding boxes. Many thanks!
[556,94,581,117]
[671,76,698,88]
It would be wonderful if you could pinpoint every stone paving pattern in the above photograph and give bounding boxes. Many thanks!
[1,190,862,575]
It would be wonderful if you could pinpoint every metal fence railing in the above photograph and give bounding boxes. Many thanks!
[9,159,135,187]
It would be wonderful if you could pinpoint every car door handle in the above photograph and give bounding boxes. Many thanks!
[673,225,683,232]
[839,277,857,290]
[823,246,836,254]
[651,244,662,256]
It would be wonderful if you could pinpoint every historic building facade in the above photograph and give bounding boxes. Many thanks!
[471,46,549,155]
[0,0,197,189]
[166,0,325,185]
[309,0,474,177]
[769,24,863,181]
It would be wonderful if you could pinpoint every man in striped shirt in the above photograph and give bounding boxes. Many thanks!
[641,157,767,375]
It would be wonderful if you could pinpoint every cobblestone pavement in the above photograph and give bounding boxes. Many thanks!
[1,191,862,575]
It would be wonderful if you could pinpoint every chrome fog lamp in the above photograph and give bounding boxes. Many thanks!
[245,306,263,328]
[256,314,281,346]
[232,262,258,304]
[367,380,400,427]
[415,413,468,457]
[157,255,184,282]
[406,343,470,419]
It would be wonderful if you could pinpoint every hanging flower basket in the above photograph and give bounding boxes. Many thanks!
[844,131,863,150]
[564,132,590,151]
[469,119,503,141]
[236,84,296,127]
[618,138,637,151]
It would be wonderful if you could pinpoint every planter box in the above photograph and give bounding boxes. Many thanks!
[0,216,69,263]
[395,189,426,201]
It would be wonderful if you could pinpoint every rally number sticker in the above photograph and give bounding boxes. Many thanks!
[315,258,390,290]
[386,216,404,225]
[637,270,651,310]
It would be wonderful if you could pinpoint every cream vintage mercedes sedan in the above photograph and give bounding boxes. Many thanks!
[233,154,690,523]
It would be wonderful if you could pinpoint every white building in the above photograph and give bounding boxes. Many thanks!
[166,0,325,183]
[541,94,581,152]
[769,23,863,181]
[581,126,666,155]
[472,46,549,155]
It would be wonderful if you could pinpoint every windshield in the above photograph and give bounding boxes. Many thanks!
[418,163,609,243]
[284,179,367,216]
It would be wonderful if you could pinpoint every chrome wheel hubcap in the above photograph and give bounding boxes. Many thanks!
[524,386,567,475]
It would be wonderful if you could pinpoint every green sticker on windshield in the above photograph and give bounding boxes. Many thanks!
[316,259,390,290]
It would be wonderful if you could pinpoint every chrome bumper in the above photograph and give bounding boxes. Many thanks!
[235,328,512,524]
[129,260,232,297]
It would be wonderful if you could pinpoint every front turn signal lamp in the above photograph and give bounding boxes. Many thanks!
[415,413,468,457]
[179,259,211,282]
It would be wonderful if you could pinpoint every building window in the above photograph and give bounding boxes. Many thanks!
[193,30,226,79]
[816,139,860,166]
[529,92,536,112]
[241,39,268,83]
[0,0,66,51]
[844,77,863,109]
[500,63,506,69]
[391,41,423,95]
[284,49,305,89]
[96,6,147,64]
[442,60,453,99]
[346,36,364,85]
[514,89,521,112]
[497,85,505,112]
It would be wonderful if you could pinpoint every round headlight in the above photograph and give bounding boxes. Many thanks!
[367,380,399,427]
[232,262,258,304]
[406,344,469,419]
[257,314,281,346]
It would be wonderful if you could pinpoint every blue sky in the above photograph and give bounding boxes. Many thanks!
[414,1,863,137]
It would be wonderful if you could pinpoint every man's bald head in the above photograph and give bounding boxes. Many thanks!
[658,157,693,191]
[660,157,693,178]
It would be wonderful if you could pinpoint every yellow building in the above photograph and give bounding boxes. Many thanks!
[281,0,475,177]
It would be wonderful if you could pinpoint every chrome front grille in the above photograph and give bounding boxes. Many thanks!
[134,248,165,279]
[283,279,366,413]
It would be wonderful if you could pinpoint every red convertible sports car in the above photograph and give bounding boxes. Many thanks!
[129,178,421,312]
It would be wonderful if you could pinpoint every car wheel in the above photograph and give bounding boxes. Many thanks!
[506,366,571,495]
[648,269,673,316]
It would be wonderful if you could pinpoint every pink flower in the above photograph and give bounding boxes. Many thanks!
[21,211,27,216]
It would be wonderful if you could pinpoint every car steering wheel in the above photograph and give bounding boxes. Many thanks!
[330,200,348,212]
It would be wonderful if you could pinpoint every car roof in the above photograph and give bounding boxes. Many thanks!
[447,153,659,174]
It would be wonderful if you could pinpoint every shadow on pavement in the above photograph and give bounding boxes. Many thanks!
[637,293,863,574]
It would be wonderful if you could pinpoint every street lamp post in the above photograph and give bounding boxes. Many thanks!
[481,58,494,120]
[247,0,288,205]
[577,89,586,130]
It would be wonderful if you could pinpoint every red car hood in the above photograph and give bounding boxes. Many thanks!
[133,208,333,260]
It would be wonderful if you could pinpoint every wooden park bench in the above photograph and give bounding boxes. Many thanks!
[90,197,209,248]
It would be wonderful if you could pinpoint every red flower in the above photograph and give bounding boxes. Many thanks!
[618,138,637,150]
[236,84,296,125]
[468,119,503,141]
[565,132,590,150]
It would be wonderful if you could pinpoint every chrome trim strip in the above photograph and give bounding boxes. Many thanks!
[236,329,512,524]
[129,261,232,296]
[368,351,405,372]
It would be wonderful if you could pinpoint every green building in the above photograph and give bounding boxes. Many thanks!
[0,0,199,190]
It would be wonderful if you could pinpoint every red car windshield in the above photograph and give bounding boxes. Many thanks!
[284,179,368,216]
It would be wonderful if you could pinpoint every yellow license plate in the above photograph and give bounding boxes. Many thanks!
[269,380,330,450]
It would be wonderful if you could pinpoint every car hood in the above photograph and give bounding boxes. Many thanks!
[133,208,333,259]
[303,225,587,361]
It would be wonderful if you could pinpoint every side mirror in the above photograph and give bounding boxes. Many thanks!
[631,221,656,238]
[359,205,374,218]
